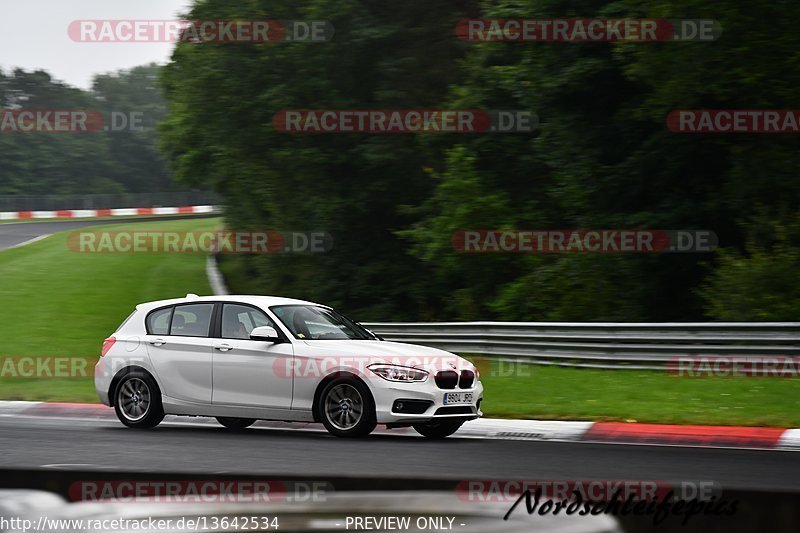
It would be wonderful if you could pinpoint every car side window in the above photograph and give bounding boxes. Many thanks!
[170,303,214,337]
[222,304,275,340]
[147,307,172,335]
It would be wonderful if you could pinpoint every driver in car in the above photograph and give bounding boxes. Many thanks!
[223,312,250,339]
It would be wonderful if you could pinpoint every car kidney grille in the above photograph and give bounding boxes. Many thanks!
[434,370,459,389]
[459,370,475,389]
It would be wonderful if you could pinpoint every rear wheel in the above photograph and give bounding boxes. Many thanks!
[413,419,464,439]
[216,417,256,429]
[114,372,164,429]
[318,378,376,438]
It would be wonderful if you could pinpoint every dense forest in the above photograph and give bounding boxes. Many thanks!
[0,64,173,195]
[160,0,800,321]
[5,1,800,322]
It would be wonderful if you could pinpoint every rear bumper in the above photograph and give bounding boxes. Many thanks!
[94,358,112,406]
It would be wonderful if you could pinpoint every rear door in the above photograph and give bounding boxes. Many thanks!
[211,302,294,408]
[144,303,214,404]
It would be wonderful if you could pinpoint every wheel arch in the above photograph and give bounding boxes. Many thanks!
[108,365,161,407]
[311,371,375,423]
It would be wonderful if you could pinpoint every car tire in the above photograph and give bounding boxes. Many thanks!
[113,371,164,429]
[318,377,376,438]
[413,419,464,439]
[216,417,257,429]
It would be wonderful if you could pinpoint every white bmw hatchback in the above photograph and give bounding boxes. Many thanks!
[95,295,483,438]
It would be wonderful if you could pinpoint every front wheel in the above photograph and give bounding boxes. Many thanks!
[114,372,164,429]
[413,419,464,439]
[216,417,256,429]
[318,378,376,438]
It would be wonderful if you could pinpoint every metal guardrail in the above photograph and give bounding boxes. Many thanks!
[361,322,800,370]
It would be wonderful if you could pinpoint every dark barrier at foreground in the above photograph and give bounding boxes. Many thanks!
[0,469,798,533]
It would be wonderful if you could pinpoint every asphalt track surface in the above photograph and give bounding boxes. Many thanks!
[0,415,798,492]
[0,214,217,251]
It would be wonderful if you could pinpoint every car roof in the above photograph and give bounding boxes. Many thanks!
[135,294,328,312]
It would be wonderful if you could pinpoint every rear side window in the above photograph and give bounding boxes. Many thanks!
[147,307,173,335]
[170,303,214,337]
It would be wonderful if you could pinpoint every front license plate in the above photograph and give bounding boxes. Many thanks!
[443,392,473,405]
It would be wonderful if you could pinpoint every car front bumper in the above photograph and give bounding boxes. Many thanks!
[370,377,483,425]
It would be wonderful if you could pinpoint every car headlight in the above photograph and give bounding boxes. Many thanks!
[368,364,428,382]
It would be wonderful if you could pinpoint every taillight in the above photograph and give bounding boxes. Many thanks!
[101,337,116,356]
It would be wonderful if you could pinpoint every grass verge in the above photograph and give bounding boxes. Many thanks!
[0,217,219,401]
[475,360,800,427]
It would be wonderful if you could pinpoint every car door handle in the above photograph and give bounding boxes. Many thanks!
[214,344,233,352]
[148,338,167,346]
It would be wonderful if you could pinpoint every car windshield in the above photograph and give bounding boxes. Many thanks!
[270,304,376,340]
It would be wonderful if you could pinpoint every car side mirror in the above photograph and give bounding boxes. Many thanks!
[250,326,282,343]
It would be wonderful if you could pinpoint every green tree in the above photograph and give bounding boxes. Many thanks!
[406,0,800,320]
[161,0,475,318]
[92,64,174,193]
[160,0,800,321]
[0,66,177,195]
